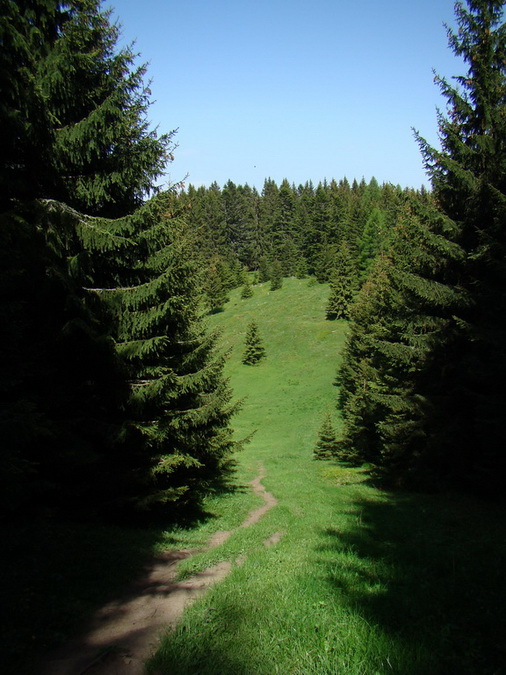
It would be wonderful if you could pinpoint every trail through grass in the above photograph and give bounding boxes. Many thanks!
[147,278,506,675]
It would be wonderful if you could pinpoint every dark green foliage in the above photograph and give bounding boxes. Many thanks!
[109,201,238,511]
[175,176,407,290]
[358,207,388,279]
[241,275,254,299]
[205,265,229,313]
[337,255,394,465]
[337,206,463,478]
[325,241,358,320]
[422,0,506,494]
[339,0,506,493]
[295,255,308,279]
[258,255,271,283]
[313,412,339,460]
[270,259,283,291]
[242,321,266,365]
[0,0,237,515]
[314,244,338,283]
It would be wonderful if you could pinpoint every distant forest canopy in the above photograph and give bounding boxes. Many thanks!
[170,177,430,308]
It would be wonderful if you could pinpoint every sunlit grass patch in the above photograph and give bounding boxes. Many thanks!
[319,464,368,485]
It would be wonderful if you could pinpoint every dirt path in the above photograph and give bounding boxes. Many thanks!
[40,464,279,675]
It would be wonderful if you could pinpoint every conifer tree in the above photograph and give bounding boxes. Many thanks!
[1,0,171,509]
[295,256,308,279]
[241,275,254,299]
[242,322,266,365]
[313,412,339,460]
[104,199,238,510]
[205,265,229,313]
[338,0,506,490]
[337,206,463,477]
[257,255,271,283]
[270,259,283,291]
[0,0,238,513]
[314,244,338,283]
[326,241,357,319]
[414,0,506,492]
[358,207,388,280]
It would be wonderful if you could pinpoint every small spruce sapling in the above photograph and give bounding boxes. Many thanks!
[242,321,265,365]
[313,412,339,460]
[241,274,253,298]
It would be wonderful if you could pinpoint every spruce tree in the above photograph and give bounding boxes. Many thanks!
[105,199,238,511]
[295,255,308,279]
[326,241,357,320]
[241,275,254,299]
[257,255,271,283]
[1,0,171,509]
[358,207,388,280]
[0,0,238,513]
[414,0,506,492]
[313,412,339,460]
[205,264,229,313]
[270,259,283,291]
[242,322,266,365]
[338,0,506,491]
[337,205,463,478]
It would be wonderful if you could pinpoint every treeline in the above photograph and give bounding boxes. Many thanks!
[337,0,506,497]
[0,0,237,518]
[172,177,429,312]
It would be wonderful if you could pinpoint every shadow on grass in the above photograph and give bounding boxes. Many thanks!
[146,598,263,675]
[318,488,506,674]
[0,465,245,675]
[148,639,260,675]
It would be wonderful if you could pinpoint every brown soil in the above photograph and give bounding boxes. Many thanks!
[40,463,279,675]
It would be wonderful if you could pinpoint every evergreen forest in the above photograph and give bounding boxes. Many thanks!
[1,1,506,673]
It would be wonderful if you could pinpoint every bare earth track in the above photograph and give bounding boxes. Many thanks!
[40,464,279,675]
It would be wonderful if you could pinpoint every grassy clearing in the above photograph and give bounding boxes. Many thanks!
[149,278,506,675]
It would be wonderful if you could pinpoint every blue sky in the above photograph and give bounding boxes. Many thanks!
[110,0,461,190]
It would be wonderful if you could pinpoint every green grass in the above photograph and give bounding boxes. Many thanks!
[148,278,506,675]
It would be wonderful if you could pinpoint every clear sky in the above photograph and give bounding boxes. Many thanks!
[109,0,462,191]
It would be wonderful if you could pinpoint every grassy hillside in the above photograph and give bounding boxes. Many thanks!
[208,277,347,467]
[149,278,506,675]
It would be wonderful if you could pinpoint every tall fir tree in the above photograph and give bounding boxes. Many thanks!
[0,0,237,513]
[415,0,506,493]
[337,204,464,481]
[241,274,254,299]
[338,0,506,492]
[105,198,238,511]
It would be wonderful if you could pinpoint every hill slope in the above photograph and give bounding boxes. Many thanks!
[207,277,347,469]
